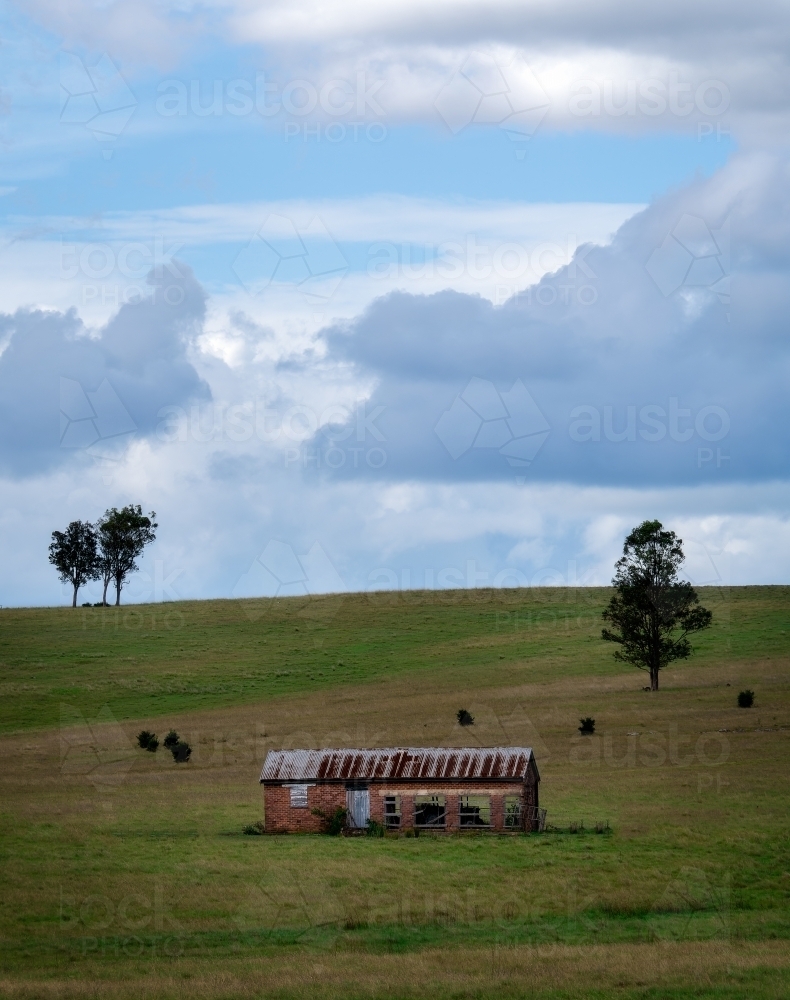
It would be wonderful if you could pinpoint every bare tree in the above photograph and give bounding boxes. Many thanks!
[601,520,713,691]
[48,521,100,607]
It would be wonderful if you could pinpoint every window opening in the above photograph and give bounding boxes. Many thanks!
[384,795,401,828]
[459,794,491,827]
[504,795,522,829]
[415,794,446,828]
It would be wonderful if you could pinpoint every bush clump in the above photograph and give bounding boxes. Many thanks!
[243,821,265,835]
[163,730,180,748]
[578,717,596,734]
[457,709,475,726]
[738,689,755,708]
[170,741,192,762]
[366,819,385,838]
[137,730,158,751]
[311,806,347,835]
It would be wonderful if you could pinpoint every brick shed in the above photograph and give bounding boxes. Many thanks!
[259,747,542,833]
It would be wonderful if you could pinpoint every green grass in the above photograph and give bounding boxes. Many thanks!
[0,585,782,734]
[0,585,789,998]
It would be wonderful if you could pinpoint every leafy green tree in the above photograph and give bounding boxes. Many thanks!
[48,520,100,607]
[96,505,158,606]
[601,520,713,691]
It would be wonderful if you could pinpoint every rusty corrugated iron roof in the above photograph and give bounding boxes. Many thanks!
[259,747,535,783]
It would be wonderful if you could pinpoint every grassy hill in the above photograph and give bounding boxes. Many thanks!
[1,586,789,998]
[1,585,785,734]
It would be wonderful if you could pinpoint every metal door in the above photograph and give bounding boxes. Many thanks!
[346,789,370,829]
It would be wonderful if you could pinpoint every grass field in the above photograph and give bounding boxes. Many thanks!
[1,586,789,998]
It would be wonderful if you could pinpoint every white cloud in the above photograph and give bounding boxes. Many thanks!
[2,150,789,603]
[0,196,642,331]
[4,453,790,607]
[15,0,788,141]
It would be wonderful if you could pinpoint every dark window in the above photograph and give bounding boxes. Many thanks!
[384,795,401,828]
[504,795,522,829]
[415,794,445,828]
[459,794,491,827]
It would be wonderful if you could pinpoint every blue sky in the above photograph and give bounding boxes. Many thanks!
[0,0,788,605]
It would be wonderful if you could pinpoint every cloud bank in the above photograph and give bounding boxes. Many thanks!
[311,153,788,487]
[13,0,790,142]
[0,265,209,475]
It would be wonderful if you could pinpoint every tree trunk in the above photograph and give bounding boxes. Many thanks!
[102,577,109,606]
[651,666,659,691]
[72,583,78,608]
[115,578,121,606]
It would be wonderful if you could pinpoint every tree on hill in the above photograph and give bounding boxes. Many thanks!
[97,505,158,606]
[48,520,100,607]
[601,519,712,691]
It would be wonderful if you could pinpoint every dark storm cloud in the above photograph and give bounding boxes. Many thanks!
[316,154,790,487]
[0,263,210,475]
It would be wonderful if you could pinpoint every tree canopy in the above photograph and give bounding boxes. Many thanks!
[48,521,100,607]
[97,505,158,606]
[601,519,713,690]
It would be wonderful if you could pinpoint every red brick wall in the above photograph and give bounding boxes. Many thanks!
[263,778,538,833]
[263,783,346,834]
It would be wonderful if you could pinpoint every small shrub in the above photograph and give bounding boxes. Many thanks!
[578,717,595,734]
[81,602,92,607]
[137,730,156,750]
[366,819,385,838]
[170,741,191,762]
[738,689,754,708]
[594,821,611,834]
[311,807,347,835]
[242,821,265,836]
[163,730,180,748]
[457,709,474,726]
[145,736,159,752]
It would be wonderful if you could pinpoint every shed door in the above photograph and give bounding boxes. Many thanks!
[346,789,370,829]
